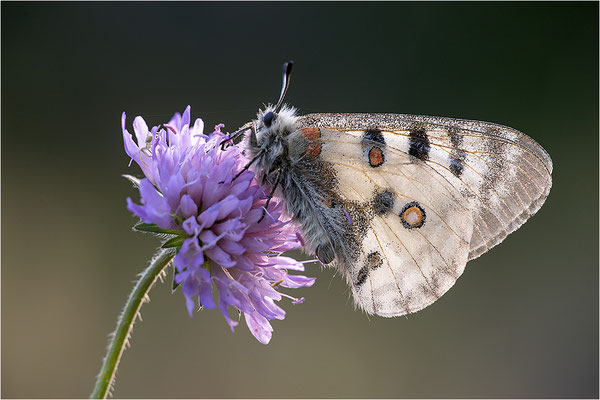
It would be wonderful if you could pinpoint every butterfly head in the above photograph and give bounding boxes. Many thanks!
[254,104,299,144]
[242,104,298,181]
[239,61,298,181]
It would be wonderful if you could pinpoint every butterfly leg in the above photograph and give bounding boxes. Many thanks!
[221,149,264,185]
[219,122,254,151]
[258,169,282,223]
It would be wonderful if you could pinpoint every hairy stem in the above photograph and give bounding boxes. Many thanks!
[91,249,175,398]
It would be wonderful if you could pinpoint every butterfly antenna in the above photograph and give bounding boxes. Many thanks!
[274,61,294,112]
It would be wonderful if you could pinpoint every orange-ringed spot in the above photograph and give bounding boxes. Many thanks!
[400,201,426,229]
[368,147,384,167]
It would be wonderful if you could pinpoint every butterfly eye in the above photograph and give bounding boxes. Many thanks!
[263,111,276,127]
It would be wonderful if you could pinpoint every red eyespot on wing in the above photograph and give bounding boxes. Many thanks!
[400,202,426,229]
[368,147,384,167]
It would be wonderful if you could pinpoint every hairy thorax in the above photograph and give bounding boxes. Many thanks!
[243,106,363,267]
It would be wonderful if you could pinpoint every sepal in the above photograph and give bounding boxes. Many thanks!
[161,235,187,249]
[134,222,185,235]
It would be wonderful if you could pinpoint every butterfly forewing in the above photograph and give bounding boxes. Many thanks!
[298,113,553,260]
[295,113,552,316]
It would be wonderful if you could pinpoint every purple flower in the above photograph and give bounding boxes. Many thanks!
[122,106,315,344]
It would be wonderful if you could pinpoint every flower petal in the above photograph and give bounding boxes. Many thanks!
[182,278,199,317]
[244,312,273,344]
[174,237,205,270]
[197,203,220,228]
[133,116,150,148]
[204,245,235,268]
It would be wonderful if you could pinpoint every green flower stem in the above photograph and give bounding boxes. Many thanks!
[91,249,175,398]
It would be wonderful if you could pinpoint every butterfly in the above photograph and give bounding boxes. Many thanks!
[222,61,553,317]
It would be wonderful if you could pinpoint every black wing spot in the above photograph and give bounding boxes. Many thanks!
[355,251,384,287]
[409,129,430,161]
[373,189,395,215]
[449,130,463,147]
[448,130,465,177]
[363,128,385,145]
[366,251,383,270]
[449,155,464,177]
[356,266,369,286]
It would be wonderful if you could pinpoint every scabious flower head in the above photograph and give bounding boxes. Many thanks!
[122,106,315,344]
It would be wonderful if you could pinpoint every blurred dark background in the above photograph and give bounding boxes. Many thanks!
[2,2,598,398]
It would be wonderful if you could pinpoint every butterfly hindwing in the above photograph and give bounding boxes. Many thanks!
[294,113,552,316]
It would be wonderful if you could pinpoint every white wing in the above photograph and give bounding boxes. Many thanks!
[295,113,552,316]
[299,113,553,260]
